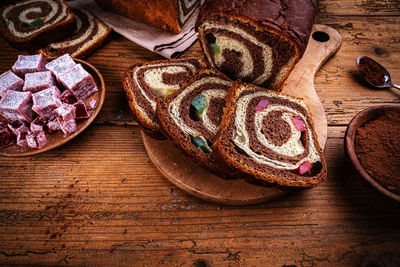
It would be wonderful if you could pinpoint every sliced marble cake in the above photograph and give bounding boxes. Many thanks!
[196,0,318,91]
[0,0,76,51]
[123,57,205,138]
[38,9,111,58]
[157,68,235,177]
[213,82,327,188]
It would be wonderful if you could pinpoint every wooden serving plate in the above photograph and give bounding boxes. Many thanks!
[142,24,342,205]
[0,58,105,157]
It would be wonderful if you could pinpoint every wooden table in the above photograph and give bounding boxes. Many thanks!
[1,1,400,266]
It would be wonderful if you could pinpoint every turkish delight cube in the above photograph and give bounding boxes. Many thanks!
[23,71,55,93]
[47,117,61,133]
[0,91,33,122]
[85,99,97,110]
[55,103,76,122]
[74,101,89,119]
[16,130,29,147]
[12,54,47,78]
[58,64,98,101]
[7,120,29,136]
[34,130,47,148]
[32,87,62,119]
[25,131,37,148]
[58,118,77,135]
[0,70,24,97]
[30,117,48,133]
[60,89,77,104]
[0,121,14,148]
[45,54,76,79]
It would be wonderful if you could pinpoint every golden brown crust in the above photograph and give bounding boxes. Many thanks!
[95,0,200,34]
[0,0,76,51]
[213,81,327,188]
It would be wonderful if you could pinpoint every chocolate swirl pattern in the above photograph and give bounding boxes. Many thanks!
[197,0,318,91]
[39,9,111,58]
[214,82,326,188]
[0,0,75,50]
[157,69,233,176]
[123,58,204,138]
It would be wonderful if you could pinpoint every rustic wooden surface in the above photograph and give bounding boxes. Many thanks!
[1,0,400,265]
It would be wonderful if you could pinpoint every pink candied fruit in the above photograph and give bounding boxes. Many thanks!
[0,121,14,148]
[58,64,98,101]
[0,70,24,97]
[30,117,48,133]
[32,86,62,119]
[60,90,77,104]
[45,54,76,79]
[74,101,89,119]
[0,90,34,122]
[291,116,306,132]
[298,161,313,175]
[58,118,77,135]
[7,120,27,136]
[256,99,269,112]
[34,130,47,148]
[12,54,47,78]
[25,131,37,148]
[23,71,55,93]
[47,117,61,133]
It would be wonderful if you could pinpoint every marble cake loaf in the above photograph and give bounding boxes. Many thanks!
[213,82,326,188]
[196,0,318,91]
[95,0,201,34]
[0,0,76,51]
[157,69,234,177]
[123,57,205,138]
[38,9,111,58]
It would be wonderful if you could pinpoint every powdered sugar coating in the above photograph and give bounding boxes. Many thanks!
[45,54,76,78]
[12,54,47,77]
[58,63,97,100]
[55,103,76,122]
[23,71,55,93]
[0,90,33,122]
[0,70,24,96]
[32,86,62,119]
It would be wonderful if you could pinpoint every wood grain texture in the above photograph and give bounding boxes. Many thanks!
[0,0,400,265]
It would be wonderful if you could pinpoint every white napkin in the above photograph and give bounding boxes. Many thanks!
[67,0,200,59]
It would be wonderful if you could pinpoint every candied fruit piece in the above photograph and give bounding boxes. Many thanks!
[0,70,24,97]
[0,90,33,122]
[58,64,97,101]
[23,71,55,93]
[74,101,89,119]
[12,54,47,78]
[32,87,62,119]
[60,90,77,104]
[45,54,76,79]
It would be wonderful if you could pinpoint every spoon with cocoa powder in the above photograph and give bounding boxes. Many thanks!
[356,56,400,90]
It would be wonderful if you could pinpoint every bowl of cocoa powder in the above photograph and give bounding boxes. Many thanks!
[345,105,400,202]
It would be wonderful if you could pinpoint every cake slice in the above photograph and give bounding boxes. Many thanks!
[0,0,76,51]
[38,9,112,58]
[123,57,205,138]
[213,82,327,188]
[156,68,234,177]
[196,0,318,91]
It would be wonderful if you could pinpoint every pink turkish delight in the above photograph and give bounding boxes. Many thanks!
[60,90,77,104]
[16,130,29,147]
[34,130,47,148]
[58,118,77,135]
[74,101,89,119]
[47,117,61,133]
[0,121,14,148]
[32,87,62,119]
[12,54,47,78]
[0,70,24,97]
[58,64,97,101]
[30,117,48,133]
[86,99,97,110]
[45,54,76,79]
[25,131,38,148]
[7,120,29,136]
[0,90,33,122]
[55,103,76,122]
[23,71,55,93]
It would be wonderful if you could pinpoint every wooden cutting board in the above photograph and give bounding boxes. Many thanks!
[142,24,342,205]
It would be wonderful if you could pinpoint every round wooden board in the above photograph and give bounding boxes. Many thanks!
[142,24,342,205]
[0,58,105,157]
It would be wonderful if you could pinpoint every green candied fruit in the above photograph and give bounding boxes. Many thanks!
[4,21,10,27]
[29,19,44,27]
[209,43,221,55]
[189,135,210,153]
[191,94,208,113]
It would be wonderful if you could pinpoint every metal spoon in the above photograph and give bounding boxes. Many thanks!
[356,56,400,90]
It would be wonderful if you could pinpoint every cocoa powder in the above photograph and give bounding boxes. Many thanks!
[358,57,386,86]
[354,110,400,195]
